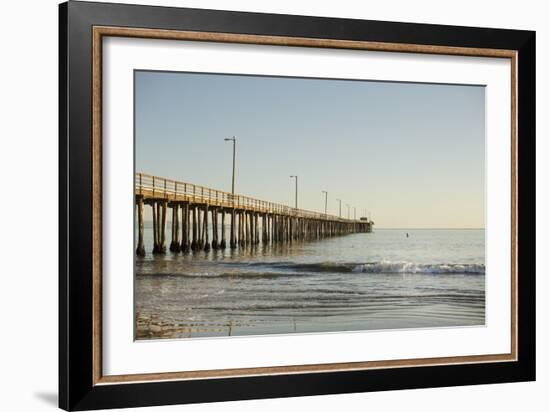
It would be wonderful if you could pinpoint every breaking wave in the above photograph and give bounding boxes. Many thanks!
[352,261,485,274]
[249,260,485,274]
[137,261,485,278]
[242,260,485,275]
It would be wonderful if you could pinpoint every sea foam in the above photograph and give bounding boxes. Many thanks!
[352,261,485,274]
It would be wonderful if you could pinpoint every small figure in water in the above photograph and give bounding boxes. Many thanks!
[406,233,409,238]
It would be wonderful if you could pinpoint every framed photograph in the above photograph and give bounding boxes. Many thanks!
[59,1,535,410]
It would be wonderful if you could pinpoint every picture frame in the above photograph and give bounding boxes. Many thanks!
[59,1,536,410]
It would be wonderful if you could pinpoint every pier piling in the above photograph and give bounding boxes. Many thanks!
[136,197,145,256]
[169,203,180,252]
[181,202,190,252]
[220,210,227,249]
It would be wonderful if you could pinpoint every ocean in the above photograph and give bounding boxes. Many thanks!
[135,227,485,339]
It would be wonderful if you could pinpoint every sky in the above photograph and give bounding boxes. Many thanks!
[135,70,485,229]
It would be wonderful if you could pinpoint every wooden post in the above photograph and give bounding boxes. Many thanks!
[317,221,321,239]
[169,204,180,252]
[289,216,293,243]
[264,214,268,244]
[191,206,198,251]
[236,210,240,247]
[199,207,204,249]
[255,213,259,245]
[230,209,236,249]
[284,216,288,242]
[152,201,159,254]
[262,213,266,245]
[211,207,218,250]
[272,215,277,243]
[181,202,190,252]
[136,197,145,256]
[170,204,175,244]
[243,211,248,246]
[282,216,285,243]
[268,215,272,243]
[270,214,273,243]
[220,210,227,249]
[277,215,280,243]
[288,216,292,242]
[239,211,245,247]
[265,215,269,244]
[262,213,267,245]
[314,220,317,240]
[246,212,251,246]
[282,216,286,243]
[278,215,281,243]
[249,212,256,245]
[160,200,167,253]
[174,204,180,250]
[203,204,210,251]
[237,211,241,247]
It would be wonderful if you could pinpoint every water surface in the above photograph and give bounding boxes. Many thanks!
[135,228,485,339]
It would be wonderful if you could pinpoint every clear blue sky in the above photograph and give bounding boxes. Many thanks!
[135,70,485,229]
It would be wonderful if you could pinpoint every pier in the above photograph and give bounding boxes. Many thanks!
[135,173,373,256]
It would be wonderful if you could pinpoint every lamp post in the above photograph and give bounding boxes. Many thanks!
[223,136,236,195]
[354,207,356,220]
[346,204,350,219]
[290,175,298,209]
[336,199,342,218]
[322,190,328,216]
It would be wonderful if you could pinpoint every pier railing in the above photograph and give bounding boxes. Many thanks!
[136,172,354,222]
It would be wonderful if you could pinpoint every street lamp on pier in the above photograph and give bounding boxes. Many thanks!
[223,136,236,195]
[290,175,298,209]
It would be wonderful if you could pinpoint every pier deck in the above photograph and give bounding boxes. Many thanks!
[135,173,373,255]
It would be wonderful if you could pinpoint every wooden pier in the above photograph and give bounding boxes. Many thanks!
[135,173,373,256]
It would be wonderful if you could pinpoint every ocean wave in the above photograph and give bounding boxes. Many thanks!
[244,261,484,274]
[352,261,485,274]
[137,261,485,278]
[270,262,356,273]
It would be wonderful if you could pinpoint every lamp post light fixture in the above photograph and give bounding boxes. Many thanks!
[290,175,298,209]
[223,136,236,195]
